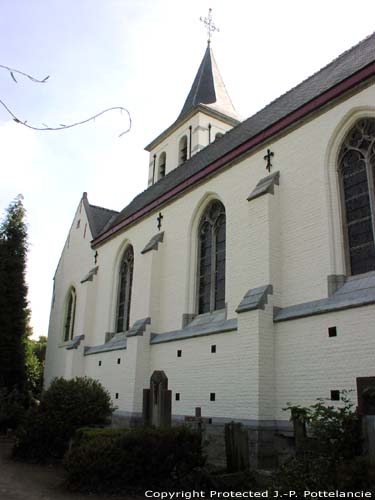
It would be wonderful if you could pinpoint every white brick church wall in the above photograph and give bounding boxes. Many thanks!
[45,78,375,424]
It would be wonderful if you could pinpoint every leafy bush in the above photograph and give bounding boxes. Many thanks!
[274,395,367,492]
[64,426,205,493]
[72,426,129,447]
[0,386,26,432]
[13,376,114,462]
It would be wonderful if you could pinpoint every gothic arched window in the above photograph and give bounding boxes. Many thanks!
[63,287,76,342]
[179,135,188,165]
[339,118,375,275]
[116,245,134,332]
[158,152,166,180]
[197,200,226,314]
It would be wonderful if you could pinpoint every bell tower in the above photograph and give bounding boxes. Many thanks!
[145,9,241,186]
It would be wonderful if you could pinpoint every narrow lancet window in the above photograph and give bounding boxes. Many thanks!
[197,201,226,314]
[64,287,76,342]
[116,245,134,332]
[339,118,375,275]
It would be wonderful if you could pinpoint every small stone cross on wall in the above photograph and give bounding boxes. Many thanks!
[157,212,163,231]
[264,148,274,173]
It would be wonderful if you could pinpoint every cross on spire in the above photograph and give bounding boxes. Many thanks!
[200,8,219,44]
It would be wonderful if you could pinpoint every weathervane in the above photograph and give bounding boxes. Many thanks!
[200,8,219,43]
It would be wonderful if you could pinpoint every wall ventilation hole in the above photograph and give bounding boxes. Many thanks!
[328,326,337,337]
[115,393,119,400]
[331,390,340,401]
[175,393,180,401]
[210,393,216,401]
[98,360,102,367]
[117,358,121,364]
[177,350,182,357]
[211,345,216,353]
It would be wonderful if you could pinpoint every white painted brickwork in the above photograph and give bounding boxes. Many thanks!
[44,199,96,386]
[275,306,375,420]
[45,79,375,427]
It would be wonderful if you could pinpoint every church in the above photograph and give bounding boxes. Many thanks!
[45,27,375,466]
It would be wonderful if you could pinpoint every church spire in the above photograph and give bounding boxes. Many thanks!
[177,43,240,121]
[178,9,239,121]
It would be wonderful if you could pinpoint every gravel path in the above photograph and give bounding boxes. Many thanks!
[0,438,140,500]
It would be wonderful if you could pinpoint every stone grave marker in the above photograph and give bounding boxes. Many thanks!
[143,370,171,427]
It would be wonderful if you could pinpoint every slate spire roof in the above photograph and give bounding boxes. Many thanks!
[178,42,240,121]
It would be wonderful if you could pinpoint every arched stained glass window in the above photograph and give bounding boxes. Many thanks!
[197,201,226,314]
[116,245,134,332]
[339,118,375,275]
[64,287,76,342]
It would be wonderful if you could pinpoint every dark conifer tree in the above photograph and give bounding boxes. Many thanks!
[0,195,28,391]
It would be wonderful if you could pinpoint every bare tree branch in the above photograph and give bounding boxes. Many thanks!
[0,64,49,83]
[0,65,131,137]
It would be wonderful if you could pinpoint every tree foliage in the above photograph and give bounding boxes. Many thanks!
[0,196,28,391]
[25,336,47,397]
[14,376,115,462]
[275,396,368,492]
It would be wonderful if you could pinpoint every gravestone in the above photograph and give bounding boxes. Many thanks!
[143,370,171,428]
[290,409,307,457]
[357,377,375,415]
[225,422,250,472]
[357,377,375,465]
[185,407,211,432]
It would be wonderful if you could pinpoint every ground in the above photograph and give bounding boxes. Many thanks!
[0,437,139,500]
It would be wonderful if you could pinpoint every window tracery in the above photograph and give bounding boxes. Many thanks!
[197,200,226,314]
[339,118,375,275]
[63,287,76,342]
[116,245,134,332]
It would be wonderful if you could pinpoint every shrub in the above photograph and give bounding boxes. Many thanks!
[274,395,365,492]
[72,427,129,447]
[0,386,26,432]
[13,376,114,462]
[64,426,205,493]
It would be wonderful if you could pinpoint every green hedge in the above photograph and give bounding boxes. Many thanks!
[72,427,129,447]
[64,426,205,493]
[13,377,114,462]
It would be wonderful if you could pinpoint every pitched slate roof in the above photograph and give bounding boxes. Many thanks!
[274,271,375,321]
[82,193,119,239]
[88,204,119,238]
[94,32,375,246]
[178,43,240,121]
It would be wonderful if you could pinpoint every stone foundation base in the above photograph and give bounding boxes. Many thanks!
[110,411,294,470]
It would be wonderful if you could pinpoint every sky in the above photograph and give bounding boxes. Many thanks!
[1,0,375,339]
